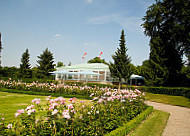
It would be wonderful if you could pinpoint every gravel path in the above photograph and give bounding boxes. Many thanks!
[146,101,190,136]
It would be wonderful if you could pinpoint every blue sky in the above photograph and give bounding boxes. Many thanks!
[0,0,155,67]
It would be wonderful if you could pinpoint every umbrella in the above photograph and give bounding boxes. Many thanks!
[130,74,144,86]
[130,74,144,80]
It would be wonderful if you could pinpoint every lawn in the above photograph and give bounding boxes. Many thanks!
[129,110,170,136]
[0,91,88,122]
[145,92,190,108]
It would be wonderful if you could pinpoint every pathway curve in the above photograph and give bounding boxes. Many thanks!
[146,101,190,136]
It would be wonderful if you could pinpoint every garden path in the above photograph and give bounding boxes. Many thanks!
[146,101,190,136]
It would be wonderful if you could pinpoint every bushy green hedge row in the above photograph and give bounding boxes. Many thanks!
[105,106,154,136]
[139,86,190,98]
[0,77,57,84]
[0,88,91,100]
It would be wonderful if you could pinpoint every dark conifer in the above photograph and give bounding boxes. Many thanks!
[20,49,32,78]
[109,30,134,89]
[37,48,55,78]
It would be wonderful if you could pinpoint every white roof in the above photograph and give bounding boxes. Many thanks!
[56,63,109,71]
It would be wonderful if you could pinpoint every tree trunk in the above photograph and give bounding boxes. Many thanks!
[118,82,121,90]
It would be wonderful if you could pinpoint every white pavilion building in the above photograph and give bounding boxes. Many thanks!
[54,63,112,83]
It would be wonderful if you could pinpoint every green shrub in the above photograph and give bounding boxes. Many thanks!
[0,77,57,84]
[0,90,147,135]
[105,106,153,136]
[139,86,190,98]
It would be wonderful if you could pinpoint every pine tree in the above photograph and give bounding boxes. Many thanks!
[37,48,55,78]
[20,49,31,78]
[0,33,2,67]
[109,30,134,89]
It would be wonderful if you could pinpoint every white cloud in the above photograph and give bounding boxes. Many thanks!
[54,34,61,37]
[88,14,117,24]
[87,14,143,34]
[85,0,93,3]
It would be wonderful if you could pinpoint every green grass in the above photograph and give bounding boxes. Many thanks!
[129,110,170,136]
[0,91,88,122]
[145,92,190,108]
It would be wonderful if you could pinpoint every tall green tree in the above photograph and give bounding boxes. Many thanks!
[88,57,108,65]
[20,49,31,78]
[135,60,165,86]
[109,30,134,89]
[142,0,189,86]
[37,48,55,78]
[0,33,2,68]
[57,61,65,67]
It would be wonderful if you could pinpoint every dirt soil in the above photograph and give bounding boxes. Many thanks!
[146,101,190,136]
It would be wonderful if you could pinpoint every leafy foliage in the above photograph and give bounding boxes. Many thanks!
[37,48,55,78]
[109,30,134,85]
[142,0,190,86]
[56,61,65,67]
[0,67,19,78]
[88,57,108,65]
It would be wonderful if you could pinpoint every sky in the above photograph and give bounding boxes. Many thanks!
[0,0,155,67]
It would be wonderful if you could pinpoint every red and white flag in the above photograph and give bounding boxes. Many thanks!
[98,52,103,59]
[82,52,87,59]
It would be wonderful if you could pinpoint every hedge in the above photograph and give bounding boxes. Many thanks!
[0,88,91,100]
[105,106,154,136]
[0,77,57,84]
[139,86,190,99]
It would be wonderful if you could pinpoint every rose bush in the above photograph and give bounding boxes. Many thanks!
[0,79,116,97]
[0,89,146,135]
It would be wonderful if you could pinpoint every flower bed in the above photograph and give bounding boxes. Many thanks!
[0,79,116,97]
[0,89,147,135]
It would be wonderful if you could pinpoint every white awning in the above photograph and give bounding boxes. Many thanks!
[130,74,144,79]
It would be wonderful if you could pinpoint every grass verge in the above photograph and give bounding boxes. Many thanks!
[129,110,170,136]
[145,92,190,108]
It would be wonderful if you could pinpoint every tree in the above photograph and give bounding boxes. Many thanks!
[142,0,188,86]
[109,30,134,89]
[135,60,165,86]
[88,57,108,65]
[186,54,190,67]
[0,66,20,78]
[37,48,55,78]
[57,61,65,67]
[20,49,32,78]
[0,33,2,68]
